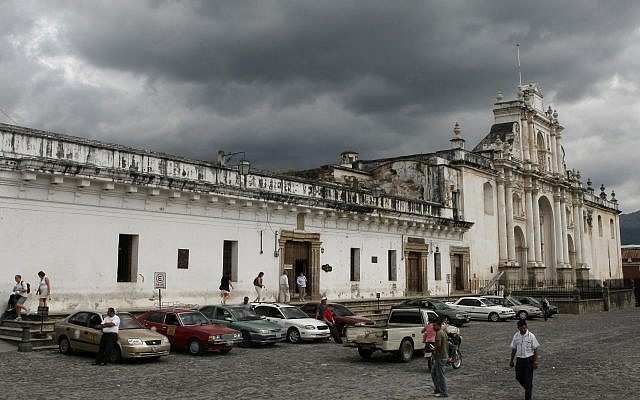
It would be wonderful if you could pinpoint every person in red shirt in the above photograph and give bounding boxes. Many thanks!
[323,306,339,342]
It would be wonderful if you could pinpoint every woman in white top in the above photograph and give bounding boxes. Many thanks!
[36,270,51,307]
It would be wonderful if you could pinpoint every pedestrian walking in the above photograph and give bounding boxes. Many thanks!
[296,272,307,301]
[11,275,29,321]
[219,273,233,304]
[510,319,539,400]
[95,307,120,366]
[36,271,51,308]
[323,305,339,342]
[430,318,449,397]
[279,272,290,303]
[253,272,265,302]
[541,298,550,322]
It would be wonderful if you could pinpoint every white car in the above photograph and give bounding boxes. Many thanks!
[446,296,516,322]
[252,303,331,343]
[481,295,543,320]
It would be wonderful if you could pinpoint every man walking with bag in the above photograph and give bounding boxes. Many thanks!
[430,318,449,397]
[510,319,539,400]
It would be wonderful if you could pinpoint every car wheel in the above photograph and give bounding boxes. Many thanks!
[488,312,500,322]
[397,339,414,363]
[109,346,123,363]
[451,350,462,369]
[518,311,528,320]
[287,328,301,344]
[240,330,252,346]
[188,339,203,355]
[358,347,373,360]
[58,336,72,355]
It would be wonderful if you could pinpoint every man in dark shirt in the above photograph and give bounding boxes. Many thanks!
[315,297,328,320]
[430,318,449,398]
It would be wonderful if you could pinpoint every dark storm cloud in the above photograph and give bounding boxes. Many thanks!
[1,1,640,209]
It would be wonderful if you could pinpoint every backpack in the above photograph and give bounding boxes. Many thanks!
[26,282,31,294]
[253,277,260,286]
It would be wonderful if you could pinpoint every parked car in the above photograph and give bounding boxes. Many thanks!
[252,303,330,343]
[446,297,516,322]
[199,305,284,345]
[481,295,543,320]
[399,298,470,326]
[137,309,242,355]
[344,307,437,362]
[299,302,375,340]
[514,296,559,316]
[55,312,170,361]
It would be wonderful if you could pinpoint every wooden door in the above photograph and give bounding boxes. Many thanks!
[407,252,422,293]
[452,254,464,291]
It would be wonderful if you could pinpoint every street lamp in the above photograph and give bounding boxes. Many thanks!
[238,159,250,176]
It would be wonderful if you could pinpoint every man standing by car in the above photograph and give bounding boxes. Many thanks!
[431,318,449,397]
[95,307,120,366]
[315,296,328,320]
[510,319,539,400]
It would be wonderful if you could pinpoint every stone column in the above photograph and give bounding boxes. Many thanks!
[310,243,322,300]
[572,200,583,267]
[497,174,508,264]
[521,117,530,163]
[577,202,587,268]
[527,116,537,165]
[556,132,564,177]
[553,193,565,268]
[532,188,543,265]
[525,186,536,266]
[560,196,570,266]
[549,130,558,174]
[505,176,516,264]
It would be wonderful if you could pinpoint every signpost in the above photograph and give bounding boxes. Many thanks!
[446,274,451,296]
[154,272,166,308]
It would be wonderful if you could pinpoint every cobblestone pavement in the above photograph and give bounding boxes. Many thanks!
[1,310,638,400]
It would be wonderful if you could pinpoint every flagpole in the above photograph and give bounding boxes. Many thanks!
[516,43,522,86]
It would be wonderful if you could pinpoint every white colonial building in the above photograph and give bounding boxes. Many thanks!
[0,83,622,313]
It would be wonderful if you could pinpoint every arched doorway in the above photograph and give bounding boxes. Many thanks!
[538,195,556,280]
[514,226,527,283]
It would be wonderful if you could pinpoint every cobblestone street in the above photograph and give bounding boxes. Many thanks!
[0,310,638,400]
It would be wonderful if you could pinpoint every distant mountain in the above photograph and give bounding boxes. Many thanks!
[620,210,640,245]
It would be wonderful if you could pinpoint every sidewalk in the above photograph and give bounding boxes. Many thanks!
[0,340,15,353]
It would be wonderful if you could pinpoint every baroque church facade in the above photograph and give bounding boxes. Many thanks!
[0,83,622,313]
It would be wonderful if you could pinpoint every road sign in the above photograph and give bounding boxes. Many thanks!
[154,272,166,289]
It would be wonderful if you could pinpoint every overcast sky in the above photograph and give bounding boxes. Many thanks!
[1,1,639,211]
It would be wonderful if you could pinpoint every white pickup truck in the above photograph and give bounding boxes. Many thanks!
[344,307,437,362]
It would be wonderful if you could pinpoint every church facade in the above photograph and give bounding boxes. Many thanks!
[0,83,622,313]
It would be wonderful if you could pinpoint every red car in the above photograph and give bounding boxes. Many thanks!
[299,302,375,342]
[137,309,242,355]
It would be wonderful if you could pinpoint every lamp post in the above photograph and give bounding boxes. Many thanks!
[220,151,250,186]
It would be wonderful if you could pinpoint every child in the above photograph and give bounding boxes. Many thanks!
[422,320,437,370]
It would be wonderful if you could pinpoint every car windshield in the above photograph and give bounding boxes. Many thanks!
[281,307,309,319]
[507,297,522,305]
[228,307,261,321]
[330,305,354,317]
[118,314,144,330]
[430,301,451,311]
[179,312,210,325]
[526,297,542,306]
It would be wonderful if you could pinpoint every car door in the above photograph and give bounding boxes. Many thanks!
[83,313,104,353]
[65,312,90,351]
[256,306,285,329]
[474,299,490,318]
[163,313,184,349]
[455,299,475,318]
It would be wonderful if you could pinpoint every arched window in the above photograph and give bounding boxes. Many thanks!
[483,182,494,215]
[598,215,603,237]
[610,219,615,239]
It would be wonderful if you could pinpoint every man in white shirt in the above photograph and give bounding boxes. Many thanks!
[11,275,28,320]
[296,272,307,301]
[95,307,120,365]
[279,272,290,303]
[509,320,539,400]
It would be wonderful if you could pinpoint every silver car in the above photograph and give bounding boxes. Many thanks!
[482,296,542,320]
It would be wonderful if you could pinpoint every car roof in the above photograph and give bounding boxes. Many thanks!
[459,296,484,300]
[148,308,197,314]
[251,302,296,308]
